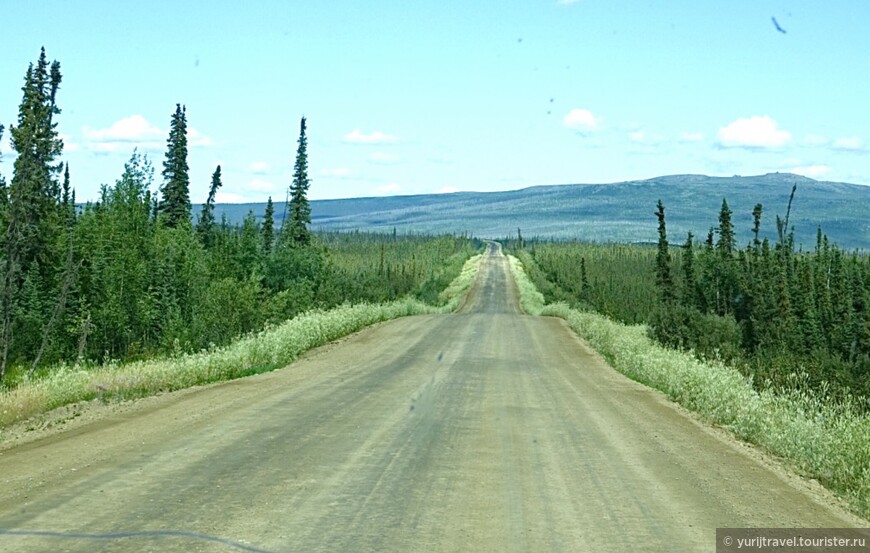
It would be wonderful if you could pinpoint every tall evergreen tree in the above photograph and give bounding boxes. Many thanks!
[751,203,763,252]
[579,256,591,299]
[716,198,735,256]
[159,104,190,228]
[61,162,75,228]
[681,232,702,309]
[61,162,71,208]
[0,124,7,231]
[284,116,311,246]
[262,196,274,252]
[795,259,823,353]
[654,200,675,303]
[0,124,7,323]
[7,49,63,270]
[712,199,740,315]
[239,210,262,271]
[197,165,221,247]
[1,48,64,381]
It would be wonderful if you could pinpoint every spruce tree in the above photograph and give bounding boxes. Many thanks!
[285,116,311,246]
[239,210,262,271]
[713,199,739,315]
[61,162,70,207]
[61,162,75,228]
[654,200,675,303]
[0,123,5,169]
[751,203,763,252]
[1,48,64,381]
[716,198,735,256]
[579,257,591,299]
[795,259,823,353]
[0,125,7,314]
[681,232,701,309]
[7,49,63,270]
[197,165,221,247]
[159,104,190,228]
[0,124,7,232]
[262,196,274,252]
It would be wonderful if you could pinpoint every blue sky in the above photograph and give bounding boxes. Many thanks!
[1,0,868,203]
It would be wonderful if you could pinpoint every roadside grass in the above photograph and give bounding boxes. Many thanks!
[0,254,482,433]
[508,254,870,520]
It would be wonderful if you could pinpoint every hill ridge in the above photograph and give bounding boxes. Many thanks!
[213,173,870,249]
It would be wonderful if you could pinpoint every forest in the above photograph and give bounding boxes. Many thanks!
[0,49,476,388]
[512,194,870,404]
[4,47,867,413]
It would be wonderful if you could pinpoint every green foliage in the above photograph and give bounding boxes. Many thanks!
[0,124,7,249]
[318,232,479,305]
[196,165,222,247]
[517,194,870,407]
[3,147,479,377]
[0,242,482,439]
[509,255,870,519]
[159,104,190,228]
[514,242,662,324]
[655,200,675,303]
[264,243,322,296]
[191,276,262,348]
[507,255,545,315]
[284,116,311,246]
[2,48,65,381]
[261,196,275,253]
[649,303,743,364]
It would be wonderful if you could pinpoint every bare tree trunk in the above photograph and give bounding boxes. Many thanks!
[76,312,92,364]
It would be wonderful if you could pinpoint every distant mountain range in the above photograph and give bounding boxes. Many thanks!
[213,173,870,250]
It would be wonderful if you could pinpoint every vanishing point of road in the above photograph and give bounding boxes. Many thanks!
[0,244,864,552]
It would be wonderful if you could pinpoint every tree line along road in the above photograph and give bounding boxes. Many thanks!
[0,244,864,552]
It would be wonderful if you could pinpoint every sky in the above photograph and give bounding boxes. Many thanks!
[0,0,868,203]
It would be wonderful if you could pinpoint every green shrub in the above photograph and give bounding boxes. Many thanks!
[0,252,482,434]
[510,258,870,519]
[649,304,743,364]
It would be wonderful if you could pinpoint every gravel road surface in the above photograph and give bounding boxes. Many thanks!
[0,244,863,552]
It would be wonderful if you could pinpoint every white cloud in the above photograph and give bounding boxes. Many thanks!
[89,141,138,154]
[0,132,13,156]
[59,133,80,153]
[375,182,401,194]
[344,129,398,144]
[832,137,864,151]
[680,131,704,142]
[82,115,212,152]
[563,108,600,131]
[718,115,791,148]
[628,130,645,142]
[370,151,399,163]
[83,115,163,142]
[803,134,829,146]
[187,127,212,147]
[788,165,831,178]
[246,179,275,191]
[249,161,270,174]
[321,167,351,177]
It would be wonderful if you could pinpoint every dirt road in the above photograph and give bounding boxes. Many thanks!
[0,244,863,552]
